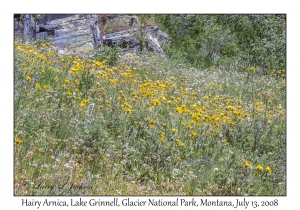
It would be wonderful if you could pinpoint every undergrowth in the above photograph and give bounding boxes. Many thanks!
[14,39,286,196]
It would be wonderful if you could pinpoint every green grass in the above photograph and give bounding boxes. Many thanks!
[14,39,286,196]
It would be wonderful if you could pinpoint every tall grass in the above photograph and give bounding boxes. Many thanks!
[14,39,286,196]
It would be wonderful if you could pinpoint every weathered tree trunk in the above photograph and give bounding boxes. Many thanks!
[23,14,35,41]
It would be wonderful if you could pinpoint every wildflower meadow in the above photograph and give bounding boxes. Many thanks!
[14,25,286,195]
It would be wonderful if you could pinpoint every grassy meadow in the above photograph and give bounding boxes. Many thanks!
[14,38,286,195]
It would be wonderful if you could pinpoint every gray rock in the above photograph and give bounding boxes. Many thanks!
[145,33,164,56]
[103,30,141,55]
[36,31,55,40]
[103,28,140,39]
[36,14,101,53]
[101,25,168,56]
[38,24,58,32]
[36,14,74,25]
[16,14,170,57]
[143,26,169,45]
[101,15,140,34]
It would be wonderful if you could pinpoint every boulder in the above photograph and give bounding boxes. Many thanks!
[143,26,169,45]
[145,33,164,56]
[36,14,101,53]
[15,14,170,57]
[36,14,74,25]
[100,15,140,34]
[101,25,168,56]
[102,29,141,55]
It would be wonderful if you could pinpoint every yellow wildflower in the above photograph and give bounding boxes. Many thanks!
[82,98,89,104]
[229,120,235,125]
[43,85,50,89]
[26,75,32,82]
[15,138,23,143]
[125,107,132,114]
[36,83,42,90]
[179,142,186,147]
[245,161,251,168]
[150,98,161,106]
[266,166,272,173]
[160,136,166,143]
[171,128,178,133]
[256,165,263,171]
[191,131,198,138]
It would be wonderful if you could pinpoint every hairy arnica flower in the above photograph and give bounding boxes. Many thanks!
[256,165,263,171]
[26,75,32,82]
[15,138,23,143]
[266,166,272,173]
[36,83,42,90]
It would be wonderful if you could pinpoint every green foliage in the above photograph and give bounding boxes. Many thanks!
[91,44,119,66]
[135,32,146,51]
[217,15,286,73]
[136,14,156,26]
[155,14,286,72]
[155,15,238,68]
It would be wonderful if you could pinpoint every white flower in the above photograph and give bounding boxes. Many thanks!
[64,163,72,170]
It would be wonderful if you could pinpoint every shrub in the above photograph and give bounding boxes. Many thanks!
[155,14,286,73]
[91,44,119,66]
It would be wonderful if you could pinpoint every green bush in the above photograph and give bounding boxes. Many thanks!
[91,44,119,66]
[155,14,286,73]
